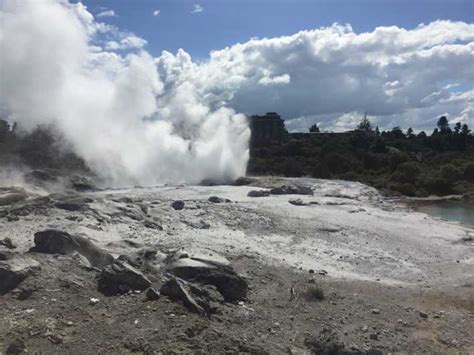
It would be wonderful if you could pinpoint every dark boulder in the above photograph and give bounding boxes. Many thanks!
[168,258,216,279]
[247,190,270,197]
[192,267,248,302]
[32,230,114,268]
[171,200,185,210]
[208,196,231,203]
[0,257,40,294]
[98,261,151,295]
[167,258,247,302]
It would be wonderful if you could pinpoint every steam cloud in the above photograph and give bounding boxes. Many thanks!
[0,0,250,187]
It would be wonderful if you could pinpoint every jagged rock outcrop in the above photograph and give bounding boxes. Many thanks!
[98,261,151,295]
[0,257,40,294]
[31,230,114,268]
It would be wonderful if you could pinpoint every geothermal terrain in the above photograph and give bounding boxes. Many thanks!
[0,175,473,354]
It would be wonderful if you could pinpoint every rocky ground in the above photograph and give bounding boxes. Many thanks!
[0,175,473,354]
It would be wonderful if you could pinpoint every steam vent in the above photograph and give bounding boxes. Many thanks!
[249,112,286,146]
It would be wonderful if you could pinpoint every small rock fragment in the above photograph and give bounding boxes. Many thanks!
[419,311,428,319]
[208,196,231,203]
[5,338,27,354]
[0,237,16,249]
[171,200,185,210]
[289,199,308,206]
[146,288,160,301]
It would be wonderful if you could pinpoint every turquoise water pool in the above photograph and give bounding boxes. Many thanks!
[412,200,474,227]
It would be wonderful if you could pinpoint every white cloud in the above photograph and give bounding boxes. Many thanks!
[191,4,204,13]
[96,9,116,18]
[153,10,160,16]
[105,35,147,51]
[258,74,291,86]
[157,21,473,132]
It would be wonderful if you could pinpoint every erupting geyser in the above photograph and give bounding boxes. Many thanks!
[0,0,250,187]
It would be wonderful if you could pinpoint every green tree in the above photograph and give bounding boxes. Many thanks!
[461,124,471,136]
[437,116,451,134]
[309,124,320,133]
[357,115,372,132]
[454,122,461,134]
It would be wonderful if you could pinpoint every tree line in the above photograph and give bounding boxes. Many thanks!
[250,116,474,197]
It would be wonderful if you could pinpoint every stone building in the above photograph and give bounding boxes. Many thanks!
[248,112,287,146]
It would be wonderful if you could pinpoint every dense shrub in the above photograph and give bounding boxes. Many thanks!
[392,162,421,183]
[440,164,463,181]
[464,163,474,182]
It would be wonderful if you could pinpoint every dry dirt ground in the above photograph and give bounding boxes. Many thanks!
[0,176,473,354]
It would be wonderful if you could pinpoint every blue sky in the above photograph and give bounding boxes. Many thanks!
[81,0,474,59]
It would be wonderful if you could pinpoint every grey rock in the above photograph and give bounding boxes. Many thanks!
[168,258,216,279]
[171,200,185,210]
[0,237,16,249]
[233,176,257,186]
[289,198,309,206]
[0,250,15,260]
[54,201,87,211]
[0,257,40,294]
[208,196,231,203]
[270,185,313,196]
[24,169,59,184]
[145,287,160,301]
[98,261,151,295]
[160,277,207,315]
[0,188,28,206]
[247,190,270,197]
[53,195,93,211]
[32,230,114,268]
[5,338,27,354]
[70,175,96,192]
[116,206,145,221]
[190,252,230,267]
[16,287,35,300]
[144,220,163,230]
[183,219,210,229]
[170,262,247,302]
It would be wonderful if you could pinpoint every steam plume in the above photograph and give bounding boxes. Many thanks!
[0,0,249,187]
